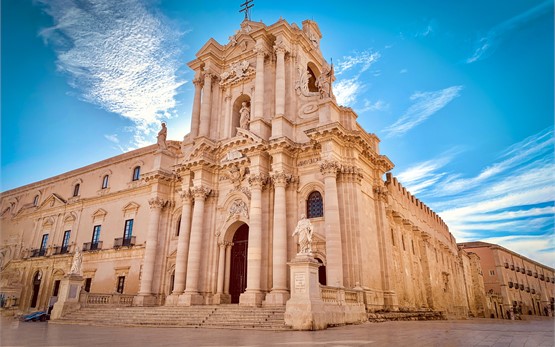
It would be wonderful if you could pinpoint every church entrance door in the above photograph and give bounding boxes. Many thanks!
[30,272,41,308]
[229,224,248,303]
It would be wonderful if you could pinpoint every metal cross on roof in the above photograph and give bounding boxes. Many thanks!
[239,0,254,21]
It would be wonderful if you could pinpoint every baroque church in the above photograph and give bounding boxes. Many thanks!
[0,16,486,322]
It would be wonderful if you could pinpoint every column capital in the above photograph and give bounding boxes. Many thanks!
[320,160,341,177]
[179,189,193,203]
[273,41,288,56]
[190,186,211,200]
[254,45,268,58]
[193,76,204,87]
[271,171,292,187]
[248,174,269,189]
[373,185,388,202]
[148,197,167,210]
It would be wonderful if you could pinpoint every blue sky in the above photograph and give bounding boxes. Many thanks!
[2,0,554,266]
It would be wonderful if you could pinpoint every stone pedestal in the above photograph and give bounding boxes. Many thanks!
[239,291,264,307]
[132,294,158,307]
[50,274,83,320]
[177,292,204,306]
[212,293,231,305]
[164,294,179,306]
[284,255,327,330]
[264,291,290,306]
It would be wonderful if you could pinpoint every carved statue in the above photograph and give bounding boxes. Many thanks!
[157,122,167,150]
[293,214,313,255]
[239,102,250,129]
[70,249,82,275]
[316,65,334,99]
[228,164,246,188]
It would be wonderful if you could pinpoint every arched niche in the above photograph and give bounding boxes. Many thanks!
[307,62,321,92]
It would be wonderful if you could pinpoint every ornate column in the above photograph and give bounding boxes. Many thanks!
[274,41,287,117]
[135,197,166,305]
[191,74,203,138]
[180,185,211,305]
[171,191,193,296]
[224,242,232,294]
[216,242,226,294]
[240,174,267,306]
[320,160,344,287]
[253,45,266,120]
[265,172,290,306]
[199,72,214,137]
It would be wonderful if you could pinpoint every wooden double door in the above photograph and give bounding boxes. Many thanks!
[229,224,248,303]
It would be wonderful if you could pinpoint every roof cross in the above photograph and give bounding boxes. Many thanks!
[239,0,254,21]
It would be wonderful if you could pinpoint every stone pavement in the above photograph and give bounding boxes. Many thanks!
[1,317,553,347]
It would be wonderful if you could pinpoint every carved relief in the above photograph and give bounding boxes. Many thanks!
[148,197,167,210]
[219,60,255,86]
[226,199,249,222]
[179,190,193,203]
[225,165,247,188]
[320,160,341,176]
[271,172,292,187]
[298,157,320,167]
[190,186,211,200]
[248,174,268,189]
[295,67,319,98]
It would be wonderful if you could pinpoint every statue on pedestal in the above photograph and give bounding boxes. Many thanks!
[70,249,82,275]
[293,214,313,255]
[157,122,167,150]
[239,102,250,129]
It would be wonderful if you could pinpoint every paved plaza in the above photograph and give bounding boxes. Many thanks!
[1,317,553,347]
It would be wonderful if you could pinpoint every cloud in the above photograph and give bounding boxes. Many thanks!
[383,85,463,137]
[37,0,186,148]
[334,77,363,106]
[104,134,119,144]
[358,99,389,113]
[399,127,555,266]
[466,0,553,63]
[335,50,380,75]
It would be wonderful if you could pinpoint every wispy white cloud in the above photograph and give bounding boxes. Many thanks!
[383,85,463,137]
[335,50,380,75]
[476,234,555,268]
[398,127,555,266]
[359,99,389,113]
[104,134,119,144]
[466,0,553,63]
[37,0,186,148]
[334,77,363,106]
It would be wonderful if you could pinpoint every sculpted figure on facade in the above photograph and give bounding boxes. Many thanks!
[239,102,251,129]
[157,123,167,150]
[220,60,255,86]
[70,249,83,275]
[293,214,313,255]
[316,65,334,100]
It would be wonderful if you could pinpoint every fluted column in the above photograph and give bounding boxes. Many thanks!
[320,160,344,287]
[199,72,214,137]
[274,42,286,117]
[264,172,290,306]
[172,190,193,295]
[224,91,232,137]
[240,174,267,306]
[180,186,211,305]
[191,75,203,138]
[216,242,226,294]
[138,197,166,295]
[224,242,232,294]
[253,45,266,119]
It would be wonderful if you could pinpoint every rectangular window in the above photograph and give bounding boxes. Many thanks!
[61,230,71,253]
[116,276,125,294]
[40,234,49,256]
[92,225,101,247]
[124,219,133,239]
[84,278,92,293]
[489,270,495,276]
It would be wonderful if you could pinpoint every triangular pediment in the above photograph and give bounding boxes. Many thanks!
[195,38,224,60]
[92,208,108,219]
[122,202,140,212]
[37,193,67,210]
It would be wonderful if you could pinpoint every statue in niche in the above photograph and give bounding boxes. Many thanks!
[239,102,250,129]
[293,214,313,255]
[70,249,82,275]
[157,122,167,150]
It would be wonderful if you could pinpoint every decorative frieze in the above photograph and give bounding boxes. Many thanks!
[219,60,255,86]
[298,157,320,167]
[319,160,341,177]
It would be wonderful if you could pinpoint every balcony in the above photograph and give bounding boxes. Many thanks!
[52,245,70,255]
[83,241,103,251]
[113,236,136,248]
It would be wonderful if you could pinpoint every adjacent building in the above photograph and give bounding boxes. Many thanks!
[459,242,554,318]
[2,17,488,320]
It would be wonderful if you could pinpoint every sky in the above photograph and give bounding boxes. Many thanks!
[1,0,554,266]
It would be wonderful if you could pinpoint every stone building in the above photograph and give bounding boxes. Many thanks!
[1,17,485,321]
[459,241,555,318]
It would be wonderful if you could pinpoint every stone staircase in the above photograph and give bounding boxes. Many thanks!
[50,305,290,330]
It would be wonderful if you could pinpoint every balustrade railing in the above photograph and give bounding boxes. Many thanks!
[319,286,364,305]
[80,292,134,307]
[113,236,136,248]
[83,241,103,251]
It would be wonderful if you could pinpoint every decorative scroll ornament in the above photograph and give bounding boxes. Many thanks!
[219,60,255,86]
[226,164,247,188]
[226,199,249,222]
[295,67,319,98]
[319,160,341,176]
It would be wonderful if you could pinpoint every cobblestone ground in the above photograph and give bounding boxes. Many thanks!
[1,317,553,347]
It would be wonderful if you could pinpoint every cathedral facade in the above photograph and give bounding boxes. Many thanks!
[1,18,485,318]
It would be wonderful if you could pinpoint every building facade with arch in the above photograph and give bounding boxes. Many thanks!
[1,17,488,318]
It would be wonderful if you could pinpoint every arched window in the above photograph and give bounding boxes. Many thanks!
[132,166,141,181]
[307,65,318,92]
[73,183,80,197]
[102,175,109,189]
[306,191,323,218]
[315,258,326,285]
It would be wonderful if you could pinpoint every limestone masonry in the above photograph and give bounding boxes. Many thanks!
[1,17,553,328]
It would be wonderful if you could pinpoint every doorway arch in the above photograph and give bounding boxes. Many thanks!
[30,271,42,308]
[229,224,249,303]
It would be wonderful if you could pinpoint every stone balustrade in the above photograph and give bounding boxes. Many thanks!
[80,293,135,307]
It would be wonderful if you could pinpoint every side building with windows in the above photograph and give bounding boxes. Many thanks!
[459,241,555,318]
[1,16,486,319]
